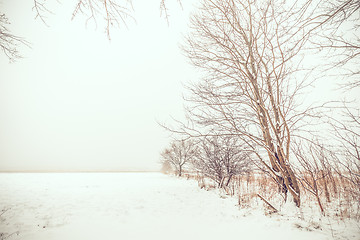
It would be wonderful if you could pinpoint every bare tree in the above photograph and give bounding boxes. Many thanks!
[174,0,319,207]
[192,135,251,188]
[192,137,225,187]
[161,139,197,176]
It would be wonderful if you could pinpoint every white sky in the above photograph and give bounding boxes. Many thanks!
[0,0,198,172]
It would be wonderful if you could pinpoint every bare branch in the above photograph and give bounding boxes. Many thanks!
[71,0,135,40]
[32,0,54,26]
[0,13,30,62]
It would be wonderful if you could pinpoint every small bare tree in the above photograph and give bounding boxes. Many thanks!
[161,139,197,176]
[192,135,251,188]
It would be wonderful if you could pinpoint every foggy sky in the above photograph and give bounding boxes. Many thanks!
[1,1,358,172]
[0,0,196,172]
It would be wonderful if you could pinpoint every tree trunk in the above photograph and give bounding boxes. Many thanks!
[277,150,301,207]
[225,175,233,187]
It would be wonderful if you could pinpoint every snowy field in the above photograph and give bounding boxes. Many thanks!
[0,173,358,240]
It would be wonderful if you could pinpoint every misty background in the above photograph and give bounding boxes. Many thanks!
[0,0,199,172]
[0,0,357,172]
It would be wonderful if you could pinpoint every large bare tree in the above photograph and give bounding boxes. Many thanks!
[175,0,321,207]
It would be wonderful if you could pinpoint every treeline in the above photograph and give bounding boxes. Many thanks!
[160,132,359,218]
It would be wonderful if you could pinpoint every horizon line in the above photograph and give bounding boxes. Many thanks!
[0,170,161,173]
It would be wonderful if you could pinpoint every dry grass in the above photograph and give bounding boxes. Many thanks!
[179,171,360,220]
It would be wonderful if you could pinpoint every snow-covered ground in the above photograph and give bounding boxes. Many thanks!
[0,173,358,240]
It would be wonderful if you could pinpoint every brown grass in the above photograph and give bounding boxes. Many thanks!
[176,170,360,220]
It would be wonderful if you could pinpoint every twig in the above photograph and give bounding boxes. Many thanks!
[257,194,278,213]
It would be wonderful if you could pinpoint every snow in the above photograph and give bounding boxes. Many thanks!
[0,172,358,240]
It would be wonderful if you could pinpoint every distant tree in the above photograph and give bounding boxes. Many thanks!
[161,139,197,176]
[160,158,173,174]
